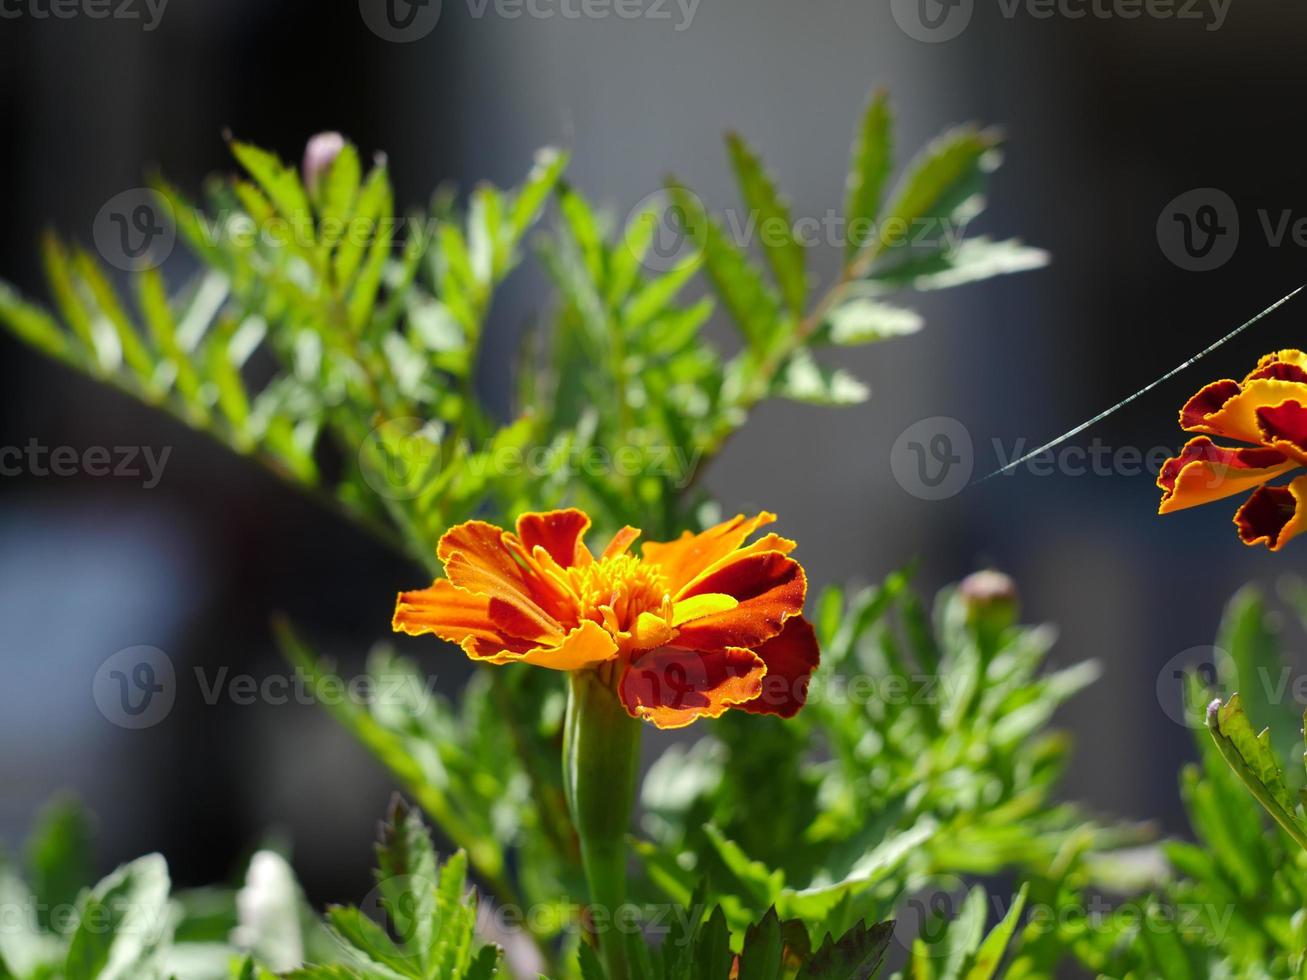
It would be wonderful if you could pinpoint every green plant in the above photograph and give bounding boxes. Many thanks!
[0,89,1155,980]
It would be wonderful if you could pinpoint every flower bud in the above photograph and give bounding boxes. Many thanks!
[958,569,1019,635]
[302,131,346,198]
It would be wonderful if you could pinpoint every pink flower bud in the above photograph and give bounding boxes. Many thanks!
[303,132,346,197]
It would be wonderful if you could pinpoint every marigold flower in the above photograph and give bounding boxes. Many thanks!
[1158,349,1307,550]
[392,509,820,728]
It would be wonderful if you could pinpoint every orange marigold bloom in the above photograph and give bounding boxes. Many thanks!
[1159,349,1307,550]
[392,509,820,728]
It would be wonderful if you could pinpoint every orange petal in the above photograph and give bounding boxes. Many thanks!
[676,533,798,597]
[642,512,777,592]
[674,551,807,651]
[466,618,618,669]
[1256,401,1307,465]
[741,616,821,719]
[618,646,765,729]
[439,520,573,628]
[1234,476,1307,552]
[515,509,593,568]
[1245,349,1307,383]
[1156,437,1295,514]
[393,579,505,644]
[1181,378,1307,444]
[601,525,642,560]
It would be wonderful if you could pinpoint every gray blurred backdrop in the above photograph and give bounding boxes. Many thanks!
[3,0,1307,904]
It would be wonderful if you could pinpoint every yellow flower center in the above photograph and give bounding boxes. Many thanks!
[569,554,669,631]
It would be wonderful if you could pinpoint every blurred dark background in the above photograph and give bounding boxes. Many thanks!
[3,0,1307,910]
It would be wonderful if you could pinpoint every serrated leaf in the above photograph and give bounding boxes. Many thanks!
[870,128,999,268]
[230,140,314,240]
[325,906,410,976]
[375,798,440,966]
[844,90,893,259]
[795,919,892,980]
[726,132,806,316]
[738,907,785,980]
[666,180,783,353]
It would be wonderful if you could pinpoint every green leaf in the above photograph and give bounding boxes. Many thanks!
[72,247,157,385]
[137,269,206,412]
[510,147,569,241]
[823,299,922,345]
[666,180,784,352]
[319,142,363,229]
[375,797,440,965]
[844,90,893,259]
[963,883,1027,980]
[871,127,1000,266]
[726,132,806,316]
[737,907,785,980]
[0,279,70,360]
[230,140,314,240]
[625,253,703,331]
[795,919,893,980]
[335,162,392,290]
[64,854,171,980]
[1207,694,1307,852]
[233,851,306,973]
[325,906,411,975]
[25,797,93,934]
[774,350,869,405]
[690,906,733,980]
[577,942,607,980]
[872,236,1048,290]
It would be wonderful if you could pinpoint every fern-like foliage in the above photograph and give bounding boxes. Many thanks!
[632,572,1142,948]
[0,89,1044,556]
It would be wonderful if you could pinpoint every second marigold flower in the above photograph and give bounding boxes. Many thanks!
[392,509,820,728]
[1158,349,1307,550]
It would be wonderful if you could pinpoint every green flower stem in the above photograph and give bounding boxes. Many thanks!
[564,667,643,980]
